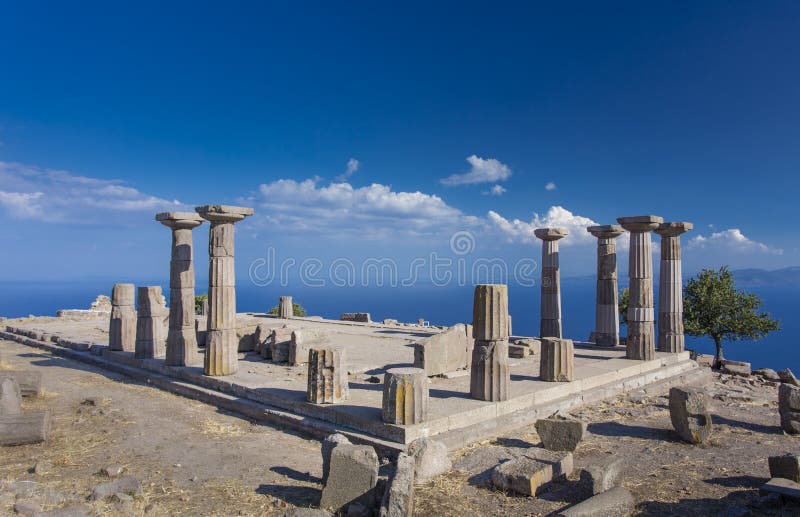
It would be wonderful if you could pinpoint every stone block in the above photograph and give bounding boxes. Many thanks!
[555,486,635,517]
[779,383,800,434]
[322,433,351,484]
[470,339,510,401]
[205,328,238,376]
[720,360,751,377]
[472,284,509,341]
[279,296,293,318]
[769,454,800,482]
[307,348,349,404]
[412,324,470,376]
[754,368,780,381]
[320,444,379,511]
[508,344,530,358]
[0,377,21,415]
[761,477,800,501]
[111,283,135,306]
[109,305,136,352]
[406,437,451,484]
[291,329,331,366]
[779,368,800,386]
[694,354,715,367]
[540,338,574,382]
[514,338,541,355]
[580,456,624,494]
[0,371,42,398]
[535,416,586,451]
[490,449,573,496]
[382,368,428,425]
[669,387,713,443]
[379,452,415,517]
[0,411,50,446]
[626,321,655,361]
[341,313,371,323]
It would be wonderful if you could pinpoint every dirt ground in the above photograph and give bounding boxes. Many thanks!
[2,336,800,516]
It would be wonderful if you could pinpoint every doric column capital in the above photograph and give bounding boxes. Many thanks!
[534,227,569,241]
[654,221,693,237]
[617,215,663,232]
[156,211,204,230]
[587,225,624,239]
[195,205,254,223]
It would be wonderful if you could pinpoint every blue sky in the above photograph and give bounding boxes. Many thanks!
[0,1,797,283]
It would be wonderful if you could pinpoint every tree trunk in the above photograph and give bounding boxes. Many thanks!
[713,336,724,367]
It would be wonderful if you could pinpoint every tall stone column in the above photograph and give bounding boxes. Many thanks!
[196,205,254,376]
[655,222,693,353]
[587,225,624,346]
[156,212,204,367]
[617,215,663,361]
[534,228,568,339]
[470,284,510,402]
[279,296,293,319]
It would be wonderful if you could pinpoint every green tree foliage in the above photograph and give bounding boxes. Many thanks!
[618,288,630,327]
[268,302,307,317]
[194,293,207,314]
[683,267,780,364]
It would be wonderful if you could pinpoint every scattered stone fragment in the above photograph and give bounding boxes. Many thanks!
[580,456,624,494]
[413,324,473,377]
[0,377,21,415]
[320,444,379,511]
[490,449,573,496]
[321,433,352,484]
[669,387,713,444]
[508,344,530,358]
[0,368,42,396]
[556,486,636,517]
[13,500,41,517]
[779,383,800,434]
[101,465,125,478]
[379,452,415,517]
[514,338,541,355]
[406,437,451,484]
[89,476,142,501]
[0,411,50,446]
[535,416,586,451]
[290,329,331,366]
[31,460,52,475]
[761,477,800,501]
[340,313,371,323]
[720,360,751,377]
[769,454,800,482]
[779,368,800,387]
[754,368,780,381]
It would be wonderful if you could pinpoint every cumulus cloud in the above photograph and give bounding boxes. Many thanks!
[441,155,512,186]
[487,206,598,246]
[688,229,782,255]
[545,182,557,191]
[0,161,182,223]
[335,158,360,182]
[483,185,507,196]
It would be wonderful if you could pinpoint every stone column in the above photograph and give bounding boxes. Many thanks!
[534,228,568,339]
[617,215,663,361]
[279,296,293,318]
[307,347,349,404]
[109,283,136,352]
[655,222,693,353]
[587,225,625,346]
[196,205,254,376]
[156,212,204,367]
[540,337,575,381]
[470,284,510,402]
[382,367,428,425]
[135,286,166,359]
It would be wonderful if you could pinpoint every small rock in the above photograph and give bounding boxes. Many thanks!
[100,465,125,478]
[13,500,41,517]
[80,398,98,406]
[406,437,452,484]
[754,368,780,381]
[3,481,38,498]
[89,476,142,501]
[779,368,800,387]
[190,476,198,482]
[769,454,800,482]
[144,503,159,514]
[111,492,134,504]
[31,460,52,475]
[535,416,587,451]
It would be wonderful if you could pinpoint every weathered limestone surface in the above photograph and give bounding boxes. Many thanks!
[669,387,713,443]
[540,338,574,382]
[587,225,624,346]
[618,215,663,360]
[279,296,293,319]
[157,212,204,366]
[380,452,415,517]
[290,329,331,366]
[779,383,800,434]
[406,437,451,484]
[412,324,473,376]
[655,222,692,353]
[307,348,349,404]
[268,325,295,361]
[0,377,21,415]
[580,456,624,495]
[322,433,351,484]
[470,284,510,401]
[108,283,136,352]
[382,368,428,425]
[135,286,166,359]
[0,411,50,446]
[490,449,573,496]
[535,416,585,450]
[535,228,568,339]
[320,444,379,511]
[341,313,371,323]
[0,371,42,398]
[196,205,253,376]
[555,486,635,517]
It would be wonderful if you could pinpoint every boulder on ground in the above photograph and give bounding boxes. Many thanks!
[0,377,21,416]
[720,360,751,377]
[89,476,142,501]
[555,486,635,517]
[754,368,780,382]
[406,437,451,484]
[321,433,351,484]
[379,452,415,517]
[769,454,800,483]
[779,368,800,387]
[580,456,624,495]
[0,411,50,446]
[319,444,379,511]
[669,387,713,444]
[535,416,586,451]
[779,383,800,434]
[693,354,715,367]
[490,449,573,496]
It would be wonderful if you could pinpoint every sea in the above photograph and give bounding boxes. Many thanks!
[0,278,796,372]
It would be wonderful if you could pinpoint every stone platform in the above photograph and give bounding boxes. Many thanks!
[0,314,705,452]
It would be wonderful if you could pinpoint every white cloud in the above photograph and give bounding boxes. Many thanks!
[441,155,512,186]
[335,158,360,182]
[688,229,782,255]
[483,185,507,196]
[487,206,598,246]
[545,182,557,191]
[0,161,182,223]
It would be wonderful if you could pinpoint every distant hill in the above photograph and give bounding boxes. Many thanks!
[731,267,800,287]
